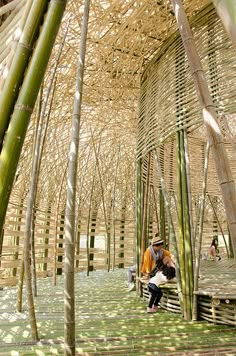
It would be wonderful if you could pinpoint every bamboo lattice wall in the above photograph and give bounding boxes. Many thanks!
[138,4,236,258]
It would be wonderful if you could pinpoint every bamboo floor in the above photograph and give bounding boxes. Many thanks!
[1,265,236,355]
[198,259,236,296]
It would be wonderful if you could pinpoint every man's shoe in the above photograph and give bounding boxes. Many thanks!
[152,305,158,311]
[147,307,157,313]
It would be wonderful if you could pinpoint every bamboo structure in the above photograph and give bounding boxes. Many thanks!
[64,1,90,354]
[1,1,236,350]
[171,0,236,254]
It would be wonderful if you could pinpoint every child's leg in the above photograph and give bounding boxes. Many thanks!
[153,288,163,307]
[148,286,158,308]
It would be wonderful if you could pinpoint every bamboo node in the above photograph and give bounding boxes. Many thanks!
[14,104,33,113]
[219,180,235,186]
[182,36,194,43]
[19,41,32,51]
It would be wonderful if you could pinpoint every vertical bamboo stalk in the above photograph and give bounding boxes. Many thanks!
[171,0,236,255]
[64,1,90,354]
[192,141,210,321]
[90,133,110,271]
[0,0,33,93]
[212,0,236,50]
[16,259,24,312]
[136,159,142,278]
[112,145,120,271]
[86,161,97,276]
[184,132,194,258]
[0,0,67,254]
[154,149,183,312]
[0,0,48,150]
[176,131,187,318]
[13,200,23,277]
[31,207,37,297]
[151,185,159,235]
[53,161,68,286]
[159,146,166,240]
[180,130,193,319]
[141,153,151,267]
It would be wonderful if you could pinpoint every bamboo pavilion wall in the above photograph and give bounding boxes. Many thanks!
[0,200,136,285]
[138,4,236,258]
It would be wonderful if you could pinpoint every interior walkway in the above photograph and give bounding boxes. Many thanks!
[0,268,236,355]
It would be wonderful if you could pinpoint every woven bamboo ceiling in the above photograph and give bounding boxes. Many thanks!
[2,0,211,213]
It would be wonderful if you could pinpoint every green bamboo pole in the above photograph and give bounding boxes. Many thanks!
[0,0,67,252]
[64,1,90,354]
[53,161,68,286]
[13,199,23,277]
[112,145,120,271]
[154,149,183,313]
[151,184,159,234]
[141,152,151,265]
[0,0,48,151]
[90,132,110,271]
[192,141,210,321]
[176,131,187,318]
[159,146,166,241]
[136,159,142,279]
[171,0,236,255]
[0,0,33,92]
[16,259,24,312]
[184,131,194,259]
[31,207,37,297]
[180,130,193,320]
[212,0,236,49]
[86,161,97,276]
[119,197,127,268]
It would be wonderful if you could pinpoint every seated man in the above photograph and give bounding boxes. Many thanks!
[141,233,175,279]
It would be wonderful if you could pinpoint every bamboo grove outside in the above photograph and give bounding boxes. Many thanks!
[0,0,236,355]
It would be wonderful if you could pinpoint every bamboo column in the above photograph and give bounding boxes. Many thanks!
[192,141,210,321]
[151,185,159,235]
[154,150,183,313]
[0,0,48,151]
[0,0,67,252]
[159,146,166,241]
[171,0,236,255]
[141,152,151,266]
[112,145,120,271]
[136,159,142,278]
[212,0,236,49]
[86,162,97,275]
[64,1,90,355]
[53,162,68,286]
[90,132,110,271]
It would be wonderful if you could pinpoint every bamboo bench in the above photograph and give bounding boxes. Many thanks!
[137,276,181,314]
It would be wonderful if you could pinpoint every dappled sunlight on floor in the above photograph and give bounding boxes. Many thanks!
[0,268,236,355]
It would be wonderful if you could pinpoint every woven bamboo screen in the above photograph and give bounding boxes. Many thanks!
[138,4,236,255]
